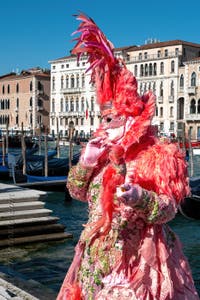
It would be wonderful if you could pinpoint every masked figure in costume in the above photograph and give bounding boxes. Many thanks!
[57,14,198,300]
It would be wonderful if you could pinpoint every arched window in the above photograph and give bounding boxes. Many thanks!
[65,97,69,111]
[52,99,55,112]
[2,85,5,94]
[170,106,174,117]
[70,97,74,111]
[160,62,164,74]
[153,63,157,75]
[30,81,33,91]
[160,82,163,97]
[60,98,63,112]
[76,97,79,111]
[76,74,80,87]
[140,65,144,77]
[29,97,32,107]
[134,65,138,77]
[145,64,148,76]
[81,74,85,88]
[16,83,19,93]
[66,75,69,88]
[180,74,184,88]
[61,76,64,89]
[7,85,10,94]
[91,97,94,111]
[190,99,196,114]
[191,72,196,86]
[198,99,200,114]
[16,98,19,108]
[170,80,174,96]
[149,63,152,76]
[30,113,33,124]
[52,77,55,90]
[160,107,163,117]
[71,75,75,88]
[171,60,175,73]
[81,97,84,111]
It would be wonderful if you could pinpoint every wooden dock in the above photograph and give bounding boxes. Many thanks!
[0,183,72,247]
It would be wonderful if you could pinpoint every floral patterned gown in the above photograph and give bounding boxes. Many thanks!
[57,140,199,300]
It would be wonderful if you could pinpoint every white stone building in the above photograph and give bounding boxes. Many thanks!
[49,40,200,140]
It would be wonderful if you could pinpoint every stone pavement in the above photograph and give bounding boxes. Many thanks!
[0,277,39,300]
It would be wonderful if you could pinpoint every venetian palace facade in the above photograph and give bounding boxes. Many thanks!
[49,40,200,140]
[0,67,50,136]
[1,40,200,141]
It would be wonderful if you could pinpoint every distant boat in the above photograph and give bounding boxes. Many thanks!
[179,177,200,220]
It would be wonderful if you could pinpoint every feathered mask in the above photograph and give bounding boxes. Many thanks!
[72,13,156,148]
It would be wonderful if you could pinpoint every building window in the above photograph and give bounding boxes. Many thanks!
[198,99,200,114]
[2,85,5,94]
[81,98,84,111]
[171,60,175,73]
[91,97,94,111]
[70,98,74,111]
[82,74,85,88]
[170,80,174,96]
[76,74,80,88]
[149,63,153,76]
[7,85,10,94]
[160,82,163,97]
[191,72,196,86]
[180,74,184,88]
[60,99,63,112]
[16,98,19,108]
[157,50,161,58]
[145,64,148,76]
[140,65,144,77]
[91,117,94,126]
[30,97,32,107]
[30,81,33,91]
[139,53,142,60]
[170,122,174,131]
[16,83,19,93]
[81,118,84,125]
[65,98,68,112]
[175,48,179,56]
[160,122,164,131]
[52,77,55,90]
[71,75,75,88]
[170,106,174,117]
[76,98,79,111]
[160,62,164,74]
[190,99,196,114]
[160,107,163,117]
[66,76,69,88]
[144,52,148,59]
[164,49,168,57]
[52,99,55,112]
[61,76,64,89]
[153,63,157,75]
[134,65,138,77]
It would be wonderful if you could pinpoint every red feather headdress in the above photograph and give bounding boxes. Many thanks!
[72,13,156,149]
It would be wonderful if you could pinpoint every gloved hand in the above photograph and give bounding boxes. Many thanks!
[116,183,143,205]
[80,137,107,166]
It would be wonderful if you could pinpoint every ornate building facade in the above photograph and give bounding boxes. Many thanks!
[49,40,200,140]
[0,67,50,136]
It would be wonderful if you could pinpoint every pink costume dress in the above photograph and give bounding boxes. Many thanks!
[57,13,198,300]
[57,134,198,300]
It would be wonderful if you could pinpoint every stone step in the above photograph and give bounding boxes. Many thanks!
[0,223,66,238]
[0,208,52,221]
[0,232,73,247]
[0,184,47,204]
[0,216,59,227]
[0,201,45,212]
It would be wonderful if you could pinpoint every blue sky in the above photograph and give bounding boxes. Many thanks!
[1,0,200,76]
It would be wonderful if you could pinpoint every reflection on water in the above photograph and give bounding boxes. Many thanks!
[0,148,200,297]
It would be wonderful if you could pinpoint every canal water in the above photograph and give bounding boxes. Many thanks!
[0,145,200,298]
